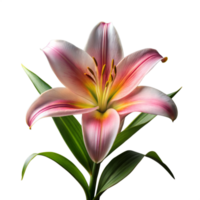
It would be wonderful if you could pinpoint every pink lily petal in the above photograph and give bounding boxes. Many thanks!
[110,86,178,121]
[109,49,163,101]
[118,115,129,133]
[82,108,120,163]
[42,40,97,103]
[85,22,124,87]
[26,87,98,128]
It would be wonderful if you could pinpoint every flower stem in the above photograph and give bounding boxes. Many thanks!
[89,163,100,200]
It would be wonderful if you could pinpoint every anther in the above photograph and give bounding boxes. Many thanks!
[101,64,106,75]
[87,67,95,77]
[105,81,109,88]
[84,73,96,83]
[160,56,170,64]
[109,74,113,82]
[87,67,94,76]
[92,57,98,67]
[111,59,114,69]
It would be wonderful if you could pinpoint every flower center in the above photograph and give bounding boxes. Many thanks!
[84,58,117,112]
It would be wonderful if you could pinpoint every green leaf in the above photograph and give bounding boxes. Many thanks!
[21,152,90,199]
[109,87,182,156]
[145,150,177,181]
[94,150,177,200]
[108,123,146,157]
[22,65,93,174]
[94,149,145,200]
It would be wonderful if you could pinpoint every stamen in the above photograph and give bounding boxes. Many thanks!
[87,67,96,79]
[111,59,114,69]
[160,56,170,64]
[109,74,113,82]
[87,67,95,75]
[92,57,98,67]
[84,57,117,112]
[100,64,106,94]
[91,57,100,102]
[101,81,109,112]
[84,73,96,84]
[103,62,115,108]
[105,81,109,88]
[101,64,106,75]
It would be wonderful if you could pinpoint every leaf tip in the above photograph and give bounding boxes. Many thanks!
[19,62,28,68]
[19,62,24,67]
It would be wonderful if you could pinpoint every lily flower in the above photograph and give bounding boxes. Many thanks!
[26,22,178,163]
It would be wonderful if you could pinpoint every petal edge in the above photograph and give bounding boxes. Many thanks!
[110,86,178,121]
[27,88,98,128]
[82,109,120,163]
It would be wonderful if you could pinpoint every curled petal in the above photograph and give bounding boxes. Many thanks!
[42,40,97,103]
[82,109,120,163]
[109,49,163,101]
[26,88,98,128]
[85,22,124,87]
[110,86,178,121]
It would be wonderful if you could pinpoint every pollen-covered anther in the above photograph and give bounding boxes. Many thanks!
[101,64,106,75]
[87,67,94,75]
[84,73,96,83]
[92,57,98,67]
[109,74,113,82]
[87,67,96,79]
[111,59,114,69]
[160,56,170,64]
[84,58,117,111]
[114,65,117,75]
[105,81,109,88]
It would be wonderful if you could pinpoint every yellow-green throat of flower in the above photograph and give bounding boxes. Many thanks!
[84,58,116,112]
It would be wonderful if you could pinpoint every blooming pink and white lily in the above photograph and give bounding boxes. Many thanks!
[26,22,177,163]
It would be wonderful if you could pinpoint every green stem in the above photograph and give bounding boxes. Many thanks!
[89,163,100,200]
